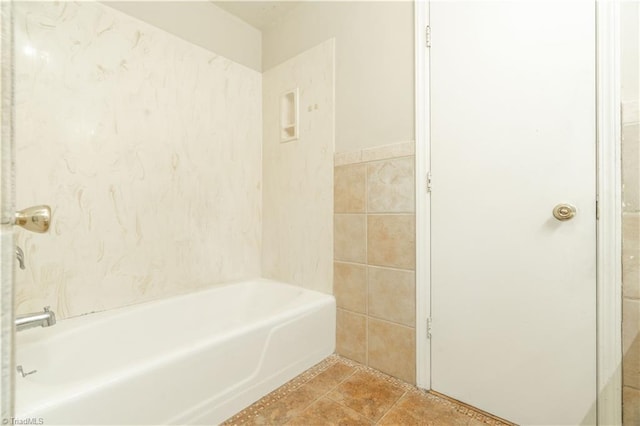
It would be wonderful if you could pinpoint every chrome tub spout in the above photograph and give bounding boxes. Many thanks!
[15,306,56,332]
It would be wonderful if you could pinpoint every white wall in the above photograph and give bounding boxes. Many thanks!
[262,40,335,294]
[14,1,262,318]
[104,1,262,71]
[262,1,414,153]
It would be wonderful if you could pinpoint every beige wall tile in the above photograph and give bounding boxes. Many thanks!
[367,215,415,270]
[334,262,367,313]
[623,298,640,389]
[368,266,415,327]
[367,157,415,213]
[623,213,640,299]
[621,8,639,421]
[623,123,640,212]
[337,308,367,364]
[368,318,415,384]
[625,333,640,391]
[335,214,367,263]
[335,164,367,213]
[623,386,640,426]
[333,145,418,384]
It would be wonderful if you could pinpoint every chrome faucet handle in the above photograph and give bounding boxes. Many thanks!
[16,365,37,378]
[44,306,50,312]
[15,246,25,270]
[14,205,51,233]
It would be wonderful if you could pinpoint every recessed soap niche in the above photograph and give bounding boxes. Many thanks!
[280,88,299,142]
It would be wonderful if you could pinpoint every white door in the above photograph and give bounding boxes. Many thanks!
[430,2,596,425]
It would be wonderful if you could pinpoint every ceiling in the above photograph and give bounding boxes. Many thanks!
[212,1,301,31]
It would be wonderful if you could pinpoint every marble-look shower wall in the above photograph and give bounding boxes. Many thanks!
[333,141,416,384]
[262,40,335,295]
[13,2,262,319]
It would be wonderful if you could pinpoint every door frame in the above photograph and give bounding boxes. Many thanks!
[0,0,16,420]
[414,1,623,424]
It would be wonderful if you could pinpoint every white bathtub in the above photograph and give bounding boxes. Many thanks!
[15,279,336,424]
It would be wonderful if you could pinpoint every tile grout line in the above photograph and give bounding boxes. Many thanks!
[373,389,409,426]
[368,315,416,330]
[321,364,393,425]
[335,211,417,214]
[303,368,375,425]
[336,356,509,425]
[367,263,416,273]
[295,357,399,424]
[335,259,415,274]
[225,355,512,426]
[364,160,369,367]
[335,154,416,168]
[338,305,415,330]
[330,361,410,424]
[323,396,380,425]
[283,367,359,426]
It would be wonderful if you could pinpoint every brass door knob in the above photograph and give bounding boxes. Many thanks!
[552,204,576,221]
[14,205,51,233]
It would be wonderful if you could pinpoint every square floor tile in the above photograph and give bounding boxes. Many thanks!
[326,370,406,421]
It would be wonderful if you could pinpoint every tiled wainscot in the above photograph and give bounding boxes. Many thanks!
[333,141,416,384]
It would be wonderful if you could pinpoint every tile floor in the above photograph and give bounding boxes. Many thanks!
[222,355,513,426]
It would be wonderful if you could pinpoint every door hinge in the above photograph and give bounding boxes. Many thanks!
[426,172,432,193]
[596,196,600,220]
[427,318,432,339]
[426,26,431,48]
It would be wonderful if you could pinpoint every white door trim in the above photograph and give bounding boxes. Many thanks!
[414,0,430,389]
[414,1,623,423]
[595,1,622,424]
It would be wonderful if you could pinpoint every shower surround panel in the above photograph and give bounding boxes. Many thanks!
[13,1,262,319]
[262,40,335,295]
